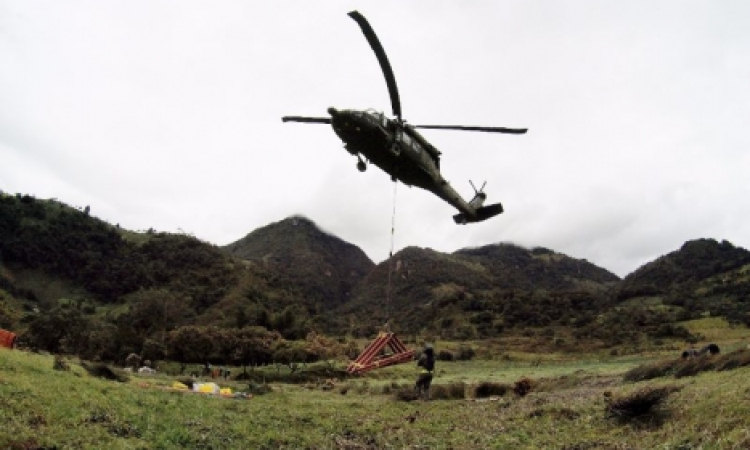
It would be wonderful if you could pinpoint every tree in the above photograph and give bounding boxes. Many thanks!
[166,325,218,372]
[272,339,308,374]
[76,320,119,361]
[122,289,187,342]
[212,327,238,366]
[304,332,341,369]
[141,338,167,363]
[231,326,280,374]
[25,308,90,354]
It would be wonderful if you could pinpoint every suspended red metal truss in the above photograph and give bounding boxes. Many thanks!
[346,331,415,374]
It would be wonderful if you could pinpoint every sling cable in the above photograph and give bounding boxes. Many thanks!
[347,182,415,375]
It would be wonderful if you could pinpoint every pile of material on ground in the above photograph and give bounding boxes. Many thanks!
[171,380,251,399]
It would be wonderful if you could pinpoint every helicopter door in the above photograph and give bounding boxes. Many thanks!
[395,131,421,156]
[390,130,405,156]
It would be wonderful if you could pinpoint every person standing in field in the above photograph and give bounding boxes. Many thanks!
[415,344,435,399]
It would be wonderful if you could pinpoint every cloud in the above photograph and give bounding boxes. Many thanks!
[1,1,749,278]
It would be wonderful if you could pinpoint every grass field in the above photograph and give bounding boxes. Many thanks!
[3,347,750,449]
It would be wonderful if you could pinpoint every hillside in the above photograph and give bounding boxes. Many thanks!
[3,191,750,362]
[0,193,237,309]
[5,346,750,449]
[614,238,750,325]
[222,215,374,311]
[338,244,620,339]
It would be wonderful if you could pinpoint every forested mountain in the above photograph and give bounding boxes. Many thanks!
[2,191,749,362]
[339,244,620,338]
[0,193,236,310]
[222,215,374,310]
[614,238,750,324]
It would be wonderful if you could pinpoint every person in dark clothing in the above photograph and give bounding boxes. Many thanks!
[415,344,435,399]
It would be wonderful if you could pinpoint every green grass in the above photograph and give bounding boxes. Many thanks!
[681,316,750,343]
[3,349,750,449]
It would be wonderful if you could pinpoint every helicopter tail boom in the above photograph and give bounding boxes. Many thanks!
[453,203,503,225]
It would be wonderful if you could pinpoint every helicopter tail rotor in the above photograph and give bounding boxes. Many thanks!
[453,180,503,225]
[468,180,488,208]
[453,181,502,224]
[453,203,503,225]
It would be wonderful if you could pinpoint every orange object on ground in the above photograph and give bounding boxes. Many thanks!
[347,331,415,375]
[0,329,17,349]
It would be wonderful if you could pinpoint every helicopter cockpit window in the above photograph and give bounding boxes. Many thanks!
[364,109,385,127]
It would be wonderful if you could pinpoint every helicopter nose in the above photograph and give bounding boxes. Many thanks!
[327,107,338,117]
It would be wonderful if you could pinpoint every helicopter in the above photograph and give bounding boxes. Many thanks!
[283,11,527,224]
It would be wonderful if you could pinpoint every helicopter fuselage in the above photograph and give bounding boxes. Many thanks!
[328,107,477,217]
[283,11,521,224]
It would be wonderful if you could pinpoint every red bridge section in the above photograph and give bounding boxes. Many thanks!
[346,331,415,375]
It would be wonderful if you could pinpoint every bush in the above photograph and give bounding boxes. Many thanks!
[456,345,476,361]
[514,377,533,397]
[81,362,129,382]
[53,355,70,372]
[247,381,273,395]
[381,382,403,395]
[430,382,466,400]
[394,387,419,402]
[674,358,717,378]
[474,381,510,398]
[625,349,750,382]
[605,385,681,420]
[623,359,679,382]
[436,350,454,361]
[716,349,750,371]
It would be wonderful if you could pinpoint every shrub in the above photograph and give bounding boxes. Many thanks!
[605,385,680,420]
[514,377,533,397]
[456,345,476,361]
[53,355,70,372]
[430,382,466,400]
[394,387,419,402]
[474,381,510,398]
[247,381,273,395]
[437,350,454,361]
[354,381,370,395]
[623,359,679,382]
[716,349,750,371]
[81,362,129,382]
[674,358,717,378]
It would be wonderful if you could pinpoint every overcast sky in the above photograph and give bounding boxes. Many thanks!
[1,1,748,277]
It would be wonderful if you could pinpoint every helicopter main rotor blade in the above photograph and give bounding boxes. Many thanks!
[414,124,528,134]
[348,11,402,121]
[282,116,332,124]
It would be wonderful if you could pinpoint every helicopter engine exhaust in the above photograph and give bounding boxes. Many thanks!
[453,203,504,225]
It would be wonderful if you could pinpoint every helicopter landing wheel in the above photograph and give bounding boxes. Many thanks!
[357,160,367,172]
